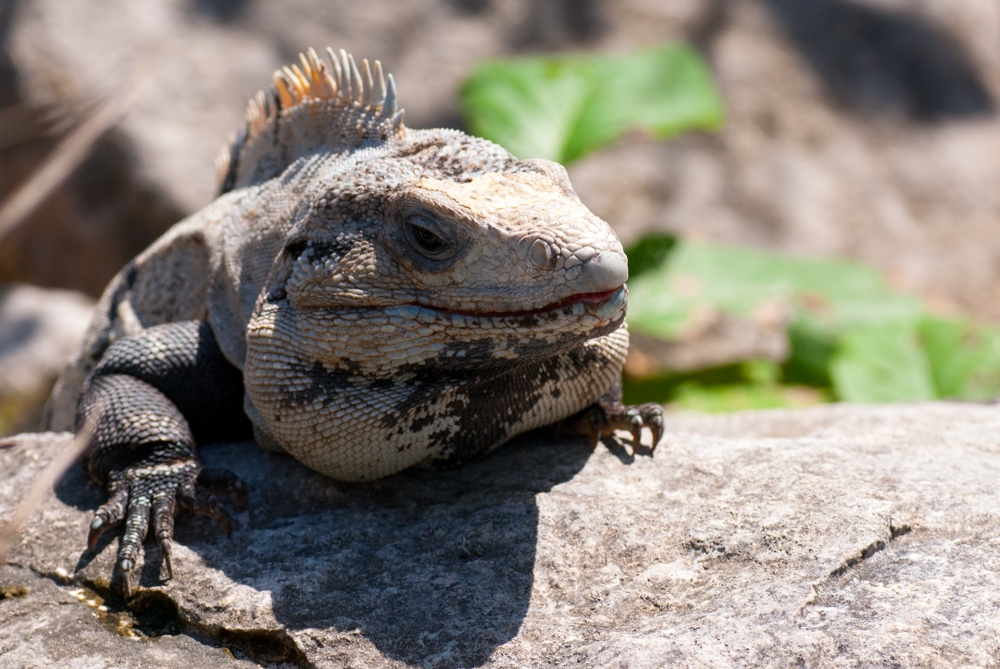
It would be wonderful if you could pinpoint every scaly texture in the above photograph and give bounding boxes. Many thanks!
[44,48,663,592]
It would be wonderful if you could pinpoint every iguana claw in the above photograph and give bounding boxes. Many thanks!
[576,396,665,454]
[86,457,246,596]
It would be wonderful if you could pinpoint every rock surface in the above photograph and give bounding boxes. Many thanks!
[0,283,93,435]
[2,402,999,667]
[569,0,1000,321]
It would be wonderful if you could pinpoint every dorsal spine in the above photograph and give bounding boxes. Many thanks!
[215,47,405,194]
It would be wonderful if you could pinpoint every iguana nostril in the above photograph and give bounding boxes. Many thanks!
[529,239,555,268]
[573,251,629,293]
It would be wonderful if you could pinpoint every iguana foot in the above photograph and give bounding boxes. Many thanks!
[76,322,252,596]
[87,457,247,597]
[583,398,665,453]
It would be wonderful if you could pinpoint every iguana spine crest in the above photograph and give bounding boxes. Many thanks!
[215,47,404,193]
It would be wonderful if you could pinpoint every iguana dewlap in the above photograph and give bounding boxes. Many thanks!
[45,48,664,595]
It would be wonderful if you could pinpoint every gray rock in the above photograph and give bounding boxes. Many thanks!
[8,0,678,216]
[3,402,1000,667]
[627,309,789,376]
[570,0,1000,321]
[0,283,93,435]
[0,564,259,669]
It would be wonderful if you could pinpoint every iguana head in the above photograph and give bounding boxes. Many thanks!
[230,49,627,376]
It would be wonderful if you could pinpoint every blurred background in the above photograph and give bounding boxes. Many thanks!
[1,0,999,433]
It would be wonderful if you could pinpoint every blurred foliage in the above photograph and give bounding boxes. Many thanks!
[919,316,1000,400]
[460,42,1000,411]
[0,397,26,436]
[461,44,724,164]
[830,322,935,403]
[670,381,827,413]
[623,239,1000,410]
[0,392,46,436]
[623,358,831,411]
[626,241,923,341]
[621,233,677,281]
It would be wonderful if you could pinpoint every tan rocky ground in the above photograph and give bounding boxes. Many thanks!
[2,403,999,667]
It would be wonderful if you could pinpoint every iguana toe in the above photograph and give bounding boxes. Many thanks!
[86,457,246,596]
[577,398,665,455]
[196,468,249,512]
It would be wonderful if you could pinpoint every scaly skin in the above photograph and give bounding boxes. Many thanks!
[45,48,664,595]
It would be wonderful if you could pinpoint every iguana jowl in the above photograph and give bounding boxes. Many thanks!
[46,48,664,595]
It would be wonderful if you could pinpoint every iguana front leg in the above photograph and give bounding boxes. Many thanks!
[76,321,251,596]
[567,379,665,453]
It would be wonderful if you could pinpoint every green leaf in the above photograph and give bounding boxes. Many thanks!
[624,233,677,281]
[460,59,591,163]
[626,241,922,341]
[671,382,827,413]
[783,319,836,388]
[460,44,724,165]
[919,316,1000,400]
[621,358,829,411]
[741,359,781,385]
[830,322,935,403]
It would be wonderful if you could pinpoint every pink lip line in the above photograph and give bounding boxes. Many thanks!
[408,286,623,319]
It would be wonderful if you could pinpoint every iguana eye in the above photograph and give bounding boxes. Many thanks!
[407,214,456,260]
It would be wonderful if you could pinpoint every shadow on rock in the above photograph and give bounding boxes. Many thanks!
[215,433,591,667]
[54,430,592,668]
[765,0,995,121]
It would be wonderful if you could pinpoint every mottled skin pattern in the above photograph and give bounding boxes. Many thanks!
[45,48,664,594]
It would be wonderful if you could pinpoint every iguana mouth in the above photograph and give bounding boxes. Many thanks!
[415,285,625,318]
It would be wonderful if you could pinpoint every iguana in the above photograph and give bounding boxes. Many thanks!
[45,48,664,595]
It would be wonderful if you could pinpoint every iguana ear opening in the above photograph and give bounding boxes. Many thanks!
[216,47,406,195]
